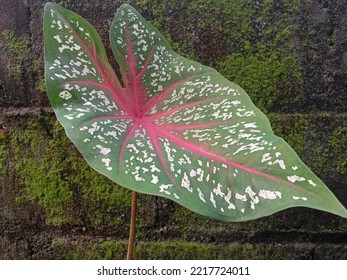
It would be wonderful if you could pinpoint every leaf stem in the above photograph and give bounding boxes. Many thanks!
[127,191,138,260]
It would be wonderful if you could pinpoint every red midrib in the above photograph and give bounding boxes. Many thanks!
[125,20,141,118]
[134,118,314,195]
[57,11,313,197]
[81,111,313,196]
[57,13,131,115]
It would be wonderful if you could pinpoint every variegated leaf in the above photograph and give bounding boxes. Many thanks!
[44,3,347,221]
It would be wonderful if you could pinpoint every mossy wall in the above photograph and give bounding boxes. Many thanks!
[1,0,346,259]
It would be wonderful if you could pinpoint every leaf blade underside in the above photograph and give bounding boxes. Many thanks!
[44,3,347,221]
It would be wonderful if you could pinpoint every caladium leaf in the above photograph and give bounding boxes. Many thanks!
[44,3,347,221]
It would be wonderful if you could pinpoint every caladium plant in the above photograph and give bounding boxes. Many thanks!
[44,2,347,258]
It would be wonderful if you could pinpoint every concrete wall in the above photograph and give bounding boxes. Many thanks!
[1,0,346,259]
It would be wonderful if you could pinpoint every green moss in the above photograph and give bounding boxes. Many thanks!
[0,137,6,170]
[52,237,69,248]
[65,240,127,260]
[0,29,31,83]
[53,239,299,259]
[255,113,347,182]
[7,116,133,228]
[89,241,127,259]
[268,114,307,156]
[329,127,347,150]
[309,147,329,176]
[298,115,347,177]
[32,59,46,93]
[135,241,216,259]
[38,79,47,92]
[10,119,74,225]
[329,127,347,175]
[319,112,332,118]
[268,114,347,178]
[218,38,302,113]
[0,29,30,58]
[0,30,45,95]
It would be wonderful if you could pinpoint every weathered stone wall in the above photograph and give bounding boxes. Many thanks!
[1,0,346,259]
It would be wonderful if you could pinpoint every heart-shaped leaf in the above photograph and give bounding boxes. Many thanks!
[44,3,347,221]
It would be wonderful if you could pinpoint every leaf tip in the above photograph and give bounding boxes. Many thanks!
[44,2,56,11]
[338,206,347,219]
[327,200,347,219]
[117,3,136,13]
[44,2,62,19]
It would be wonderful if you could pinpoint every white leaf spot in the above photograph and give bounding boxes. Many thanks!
[198,188,206,203]
[151,175,159,184]
[235,193,247,202]
[259,189,281,200]
[181,172,192,192]
[293,196,307,201]
[59,90,72,100]
[53,35,62,43]
[287,175,305,183]
[101,158,111,167]
[308,180,316,187]
[261,153,271,163]
[99,147,111,155]
[210,193,217,208]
